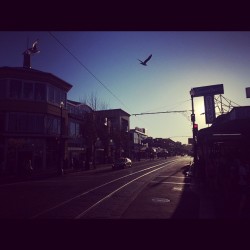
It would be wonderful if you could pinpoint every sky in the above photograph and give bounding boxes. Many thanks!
[1,31,250,144]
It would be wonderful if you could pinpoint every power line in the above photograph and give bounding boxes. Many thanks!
[48,31,130,111]
[143,99,191,113]
[131,110,192,116]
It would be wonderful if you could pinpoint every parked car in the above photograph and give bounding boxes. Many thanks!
[112,157,132,170]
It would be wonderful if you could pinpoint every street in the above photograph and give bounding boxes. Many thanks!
[0,156,199,219]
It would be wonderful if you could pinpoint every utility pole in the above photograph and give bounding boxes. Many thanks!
[190,90,198,168]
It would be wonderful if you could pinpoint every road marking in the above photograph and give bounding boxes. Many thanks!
[155,176,191,179]
[75,163,173,219]
[152,198,170,203]
[172,187,183,191]
[150,180,194,185]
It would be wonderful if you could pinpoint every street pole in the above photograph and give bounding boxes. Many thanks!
[190,94,198,169]
[59,101,64,175]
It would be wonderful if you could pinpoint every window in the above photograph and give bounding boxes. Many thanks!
[35,83,46,101]
[69,121,80,137]
[8,113,44,134]
[9,79,22,99]
[8,113,19,132]
[0,79,7,99]
[69,121,76,136]
[48,84,54,103]
[31,114,44,133]
[54,88,61,105]
[23,81,34,100]
[0,113,5,132]
[46,115,60,135]
[76,123,80,136]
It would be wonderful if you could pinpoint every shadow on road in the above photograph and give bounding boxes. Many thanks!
[170,164,200,219]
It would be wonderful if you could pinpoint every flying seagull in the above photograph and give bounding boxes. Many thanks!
[138,54,152,66]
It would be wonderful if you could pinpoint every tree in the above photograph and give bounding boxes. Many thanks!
[81,111,97,169]
[80,91,109,111]
[80,92,110,168]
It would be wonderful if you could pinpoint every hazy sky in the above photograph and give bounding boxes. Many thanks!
[1,31,250,144]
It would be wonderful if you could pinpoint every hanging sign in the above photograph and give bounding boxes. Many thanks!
[190,84,224,97]
[204,95,216,124]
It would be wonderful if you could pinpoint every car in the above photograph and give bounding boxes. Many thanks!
[112,157,132,170]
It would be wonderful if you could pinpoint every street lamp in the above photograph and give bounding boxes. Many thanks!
[58,101,64,175]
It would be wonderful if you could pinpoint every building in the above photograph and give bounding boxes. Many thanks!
[66,100,93,169]
[0,48,133,176]
[129,127,148,160]
[0,66,72,175]
[95,109,130,161]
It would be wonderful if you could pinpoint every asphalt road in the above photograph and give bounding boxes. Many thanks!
[0,156,199,219]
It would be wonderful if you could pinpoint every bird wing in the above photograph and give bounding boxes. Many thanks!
[138,59,143,63]
[144,54,152,64]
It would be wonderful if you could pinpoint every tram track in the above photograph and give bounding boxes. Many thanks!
[31,159,178,219]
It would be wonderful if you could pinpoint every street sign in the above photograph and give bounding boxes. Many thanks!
[190,84,224,97]
[204,95,216,124]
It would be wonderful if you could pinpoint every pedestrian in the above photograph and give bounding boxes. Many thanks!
[25,159,33,176]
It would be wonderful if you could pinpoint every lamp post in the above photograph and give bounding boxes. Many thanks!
[58,101,64,175]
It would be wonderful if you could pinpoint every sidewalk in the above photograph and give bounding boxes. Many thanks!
[187,164,216,219]
[0,163,112,185]
[198,185,216,219]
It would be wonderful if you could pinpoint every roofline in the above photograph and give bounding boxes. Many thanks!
[95,108,130,117]
[0,66,73,91]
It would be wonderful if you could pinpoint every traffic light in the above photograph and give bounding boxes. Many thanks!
[193,123,198,136]
[191,114,195,122]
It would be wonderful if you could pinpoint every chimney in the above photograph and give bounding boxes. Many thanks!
[23,52,31,69]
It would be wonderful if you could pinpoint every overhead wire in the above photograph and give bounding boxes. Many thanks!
[48,31,131,112]
[47,31,192,139]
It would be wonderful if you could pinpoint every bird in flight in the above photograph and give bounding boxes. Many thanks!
[138,54,152,66]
